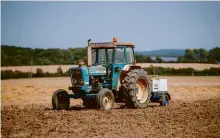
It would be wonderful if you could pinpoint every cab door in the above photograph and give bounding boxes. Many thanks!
[112,46,126,90]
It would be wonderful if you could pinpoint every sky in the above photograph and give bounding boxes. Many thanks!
[1,1,220,51]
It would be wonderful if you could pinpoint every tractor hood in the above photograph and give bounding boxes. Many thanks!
[87,65,106,76]
[69,66,106,86]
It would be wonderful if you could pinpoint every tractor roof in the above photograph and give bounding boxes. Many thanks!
[90,42,135,49]
[89,38,135,49]
[90,42,135,48]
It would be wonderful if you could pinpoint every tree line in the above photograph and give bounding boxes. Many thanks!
[177,47,220,63]
[1,45,87,66]
[1,45,220,66]
[2,66,220,80]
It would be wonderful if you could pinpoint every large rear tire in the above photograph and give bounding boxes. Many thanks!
[122,69,151,109]
[52,89,70,110]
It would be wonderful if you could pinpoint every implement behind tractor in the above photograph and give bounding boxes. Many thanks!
[52,38,171,111]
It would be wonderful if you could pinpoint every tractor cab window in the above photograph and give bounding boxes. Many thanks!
[115,47,125,63]
[107,49,113,63]
[92,48,113,65]
[126,47,135,64]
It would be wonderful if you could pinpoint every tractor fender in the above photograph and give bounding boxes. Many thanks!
[116,65,143,91]
[121,65,142,72]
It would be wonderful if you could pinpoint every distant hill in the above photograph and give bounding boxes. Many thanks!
[136,49,185,57]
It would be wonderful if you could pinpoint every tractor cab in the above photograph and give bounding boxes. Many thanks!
[89,38,135,66]
[87,38,138,90]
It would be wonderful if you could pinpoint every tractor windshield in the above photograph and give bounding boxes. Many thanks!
[114,47,135,64]
[92,48,113,65]
[126,47,135,64]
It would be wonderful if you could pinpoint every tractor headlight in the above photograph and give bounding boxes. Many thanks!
[73,79,77,85]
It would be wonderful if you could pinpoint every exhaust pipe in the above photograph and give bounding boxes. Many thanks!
[87,39,92,67]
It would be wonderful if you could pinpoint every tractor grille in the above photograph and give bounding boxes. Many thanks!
[71,70,83,85]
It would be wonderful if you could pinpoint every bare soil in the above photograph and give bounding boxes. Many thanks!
[1,76,220,138]
[2,77,220,106]
[2,99,220,138]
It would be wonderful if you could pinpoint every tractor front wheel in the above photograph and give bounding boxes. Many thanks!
[97,88,115,111]
[52,89,70,110]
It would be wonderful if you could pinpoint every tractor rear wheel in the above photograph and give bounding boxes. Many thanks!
[52,89,70,110]
[122,69,151,109]
[97,88,114,111]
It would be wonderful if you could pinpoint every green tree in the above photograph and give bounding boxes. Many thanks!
[177,56,184,62]
[155,56,163,63]
[193,48,208,62]
[193,49,200,62]
[36,68,44,77]
[208,47,220,63]
[184,49,196,62]
[57,66,63,76]
[135,54,153,63]
[199,48,208,62]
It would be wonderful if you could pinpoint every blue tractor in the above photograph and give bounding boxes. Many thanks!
[52,38,170,111]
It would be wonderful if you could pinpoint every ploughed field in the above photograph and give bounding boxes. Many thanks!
[2,77,220,138]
